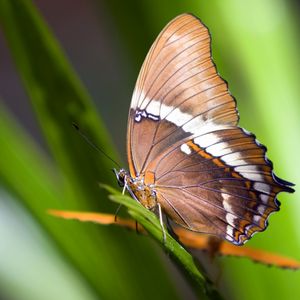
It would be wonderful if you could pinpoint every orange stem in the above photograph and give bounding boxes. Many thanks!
[48,210,300,269]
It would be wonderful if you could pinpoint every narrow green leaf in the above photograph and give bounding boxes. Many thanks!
[101,184,224,300]
[0,0,180,298]
[0,105,102,299]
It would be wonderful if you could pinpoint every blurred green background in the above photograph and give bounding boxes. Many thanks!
[0,0,299,299]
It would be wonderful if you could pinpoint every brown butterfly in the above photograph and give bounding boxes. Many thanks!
[115,13,294,245]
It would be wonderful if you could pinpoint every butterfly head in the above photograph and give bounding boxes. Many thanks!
[113,168,157,210]
[113,168,128,187]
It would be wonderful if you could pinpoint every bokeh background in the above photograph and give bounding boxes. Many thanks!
[0,0,299,299]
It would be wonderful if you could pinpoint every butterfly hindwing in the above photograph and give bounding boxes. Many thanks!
[145,127,293,245]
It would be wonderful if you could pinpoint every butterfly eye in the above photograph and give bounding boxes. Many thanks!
[112,168,125,187]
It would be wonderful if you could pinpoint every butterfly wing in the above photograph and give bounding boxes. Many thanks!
[127,13,294,245]
[147,128,294,245]
[127,13,238,177]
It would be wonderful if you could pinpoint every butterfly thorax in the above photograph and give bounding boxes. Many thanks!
[116,169,157,210]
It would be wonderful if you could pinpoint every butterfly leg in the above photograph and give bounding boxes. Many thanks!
[157,202,166,243]
[114,204,122,222]
[113,179,127,222]
[114,175,129,222]
[122,183,127,195]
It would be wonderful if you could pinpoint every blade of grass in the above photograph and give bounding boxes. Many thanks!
[47,210,300,270]
[101,184,224,300]
[0,0,181,298]
[0,104,180,299]
[0,104,102,299]
[0,191,100,300]
[0,0,117,210]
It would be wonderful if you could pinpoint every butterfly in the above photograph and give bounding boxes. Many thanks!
[114,13,295,245]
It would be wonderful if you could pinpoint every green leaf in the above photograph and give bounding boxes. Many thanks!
[101,184,224,300]
[0,0,180,299]
[0,104,181,299]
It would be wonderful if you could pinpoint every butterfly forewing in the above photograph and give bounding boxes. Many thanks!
[127,14,238,175]
[126,13,294,245]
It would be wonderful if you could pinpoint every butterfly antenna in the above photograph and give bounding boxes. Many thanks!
[72,122,121,168]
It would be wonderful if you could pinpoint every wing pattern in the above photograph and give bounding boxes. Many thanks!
[126,14,294,245]
[150,127,294,244]
[127,13,238,176]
